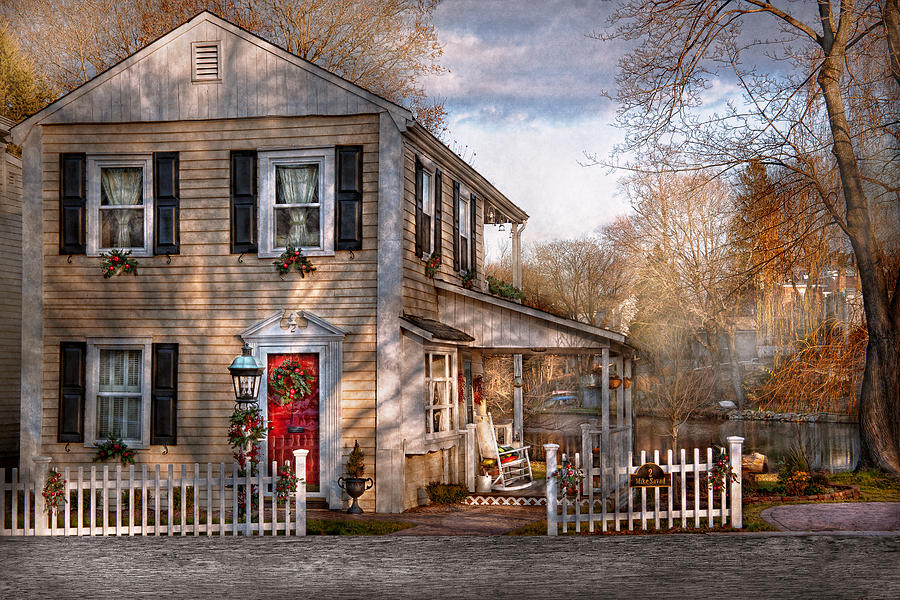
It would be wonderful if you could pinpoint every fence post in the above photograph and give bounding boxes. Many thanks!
[32,456,52,536]
[544,443,559,536]
[465,424,477,492]
[727,436,744,529]
[293,449,308,537]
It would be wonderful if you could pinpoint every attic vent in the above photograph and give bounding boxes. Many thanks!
[192,41,221,82]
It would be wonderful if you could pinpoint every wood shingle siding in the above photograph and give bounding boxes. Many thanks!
[37,117,379,489]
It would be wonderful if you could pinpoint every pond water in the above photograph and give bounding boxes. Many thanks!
[524,413,860,472]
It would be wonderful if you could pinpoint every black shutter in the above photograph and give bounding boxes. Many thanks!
[59,154,86,254]
[433,169,442,257]
[58,342,85,443]
[335,146,363,251]
[154,152,180,255]
[151,343,178,445]
[452,181,460,271]
[470,193,477,275]
[414,158,424,257]
[230,150,257,253]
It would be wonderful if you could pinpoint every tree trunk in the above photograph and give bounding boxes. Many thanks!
[817,26,900,476]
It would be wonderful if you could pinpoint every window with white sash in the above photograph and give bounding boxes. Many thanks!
[424,351,457,437]
[258,148,335,257]
[87,155,154,256]
[85,339,152,447]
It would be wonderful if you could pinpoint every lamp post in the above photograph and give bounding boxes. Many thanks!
[228,344,264,406]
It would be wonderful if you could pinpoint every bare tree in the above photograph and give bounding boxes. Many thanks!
[623,170,748,407]
[2,0,446,132]
[597,0,900,474]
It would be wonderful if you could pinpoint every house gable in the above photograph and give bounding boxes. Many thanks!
[11,11,411,144]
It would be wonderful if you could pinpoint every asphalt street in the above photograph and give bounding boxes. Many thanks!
[1,533,898,599]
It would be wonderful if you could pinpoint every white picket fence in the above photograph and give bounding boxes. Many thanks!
[545,434,744,535]
[0,450,308,537]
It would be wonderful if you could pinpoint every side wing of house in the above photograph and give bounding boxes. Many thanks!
[0,118,23,469]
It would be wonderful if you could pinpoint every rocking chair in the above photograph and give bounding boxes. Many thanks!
[477,413,533,491]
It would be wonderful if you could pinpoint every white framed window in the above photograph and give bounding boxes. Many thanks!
[84,338,152,448]
[416,156,437,258]
[458,193,470,272]
[425,351,457,438]
[87,155,154,257]
[258,148,335,258]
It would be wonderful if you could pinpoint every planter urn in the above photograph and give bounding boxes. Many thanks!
[338,476,373,513]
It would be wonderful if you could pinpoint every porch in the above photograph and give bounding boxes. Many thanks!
[431,282,636,498]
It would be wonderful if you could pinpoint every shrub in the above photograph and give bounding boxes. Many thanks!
[425,482,469,504]
[486,276,524,300]
[347,440,366,478]
[783,471,810,495]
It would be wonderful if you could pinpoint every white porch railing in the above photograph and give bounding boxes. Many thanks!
[0,450,308,537]
[546,436,744,535]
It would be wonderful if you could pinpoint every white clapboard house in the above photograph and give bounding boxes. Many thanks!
[10,12,633,512]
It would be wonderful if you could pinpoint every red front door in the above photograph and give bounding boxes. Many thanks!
[267,353,319,489]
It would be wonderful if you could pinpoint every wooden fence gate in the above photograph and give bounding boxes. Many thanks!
[545,431,744,535]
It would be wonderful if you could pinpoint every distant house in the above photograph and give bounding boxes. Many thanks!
[0,116,23,470]
[10,12,632,512]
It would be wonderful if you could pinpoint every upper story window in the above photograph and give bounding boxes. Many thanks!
[458,192,470,272]
[415,157,436,258]
[87,155,154,257]
[258,148,335,258]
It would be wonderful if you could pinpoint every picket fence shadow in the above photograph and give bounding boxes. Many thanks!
[545,432,744,535]
[0,449,309,537]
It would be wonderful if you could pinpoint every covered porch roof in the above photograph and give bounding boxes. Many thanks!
[434,281,633,356]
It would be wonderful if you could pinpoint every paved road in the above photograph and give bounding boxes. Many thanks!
[1,533,898,599]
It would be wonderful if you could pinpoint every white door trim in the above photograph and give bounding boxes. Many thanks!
[241,310,344,510]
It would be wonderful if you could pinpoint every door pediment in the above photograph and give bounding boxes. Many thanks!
[240,310,346,343]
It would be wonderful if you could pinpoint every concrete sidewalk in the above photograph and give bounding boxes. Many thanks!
[761,502,900,532]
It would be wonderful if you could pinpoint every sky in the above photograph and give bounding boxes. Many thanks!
[422,1,629,257]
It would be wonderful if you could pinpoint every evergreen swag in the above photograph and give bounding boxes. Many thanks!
[94,435,136,465]
[346,440,366,478]
[275,464,299,502]
[227,405,268,469]
[274,246,316,278]
[100,249,138,278]
[42,469,66,514]
[425,251,441,278]
[486,275,524,300]
[709,448,738,494]
[269,358,315,405]
[461,268,476,289]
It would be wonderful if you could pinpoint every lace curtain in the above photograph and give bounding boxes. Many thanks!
[100,167,143,248]
[275,165,319,247]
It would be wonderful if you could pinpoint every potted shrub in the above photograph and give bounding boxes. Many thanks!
[338,440,373,513]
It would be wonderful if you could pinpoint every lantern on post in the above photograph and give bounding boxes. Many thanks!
[228,344,263,405]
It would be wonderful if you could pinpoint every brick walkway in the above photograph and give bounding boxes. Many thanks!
[309,504,544,535]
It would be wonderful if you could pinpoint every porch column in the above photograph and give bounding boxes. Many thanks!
[615,354,624,427]
[601,347,610,431]
[511,222,525,290]
[624,357,633,429]
[513,354,523,443]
